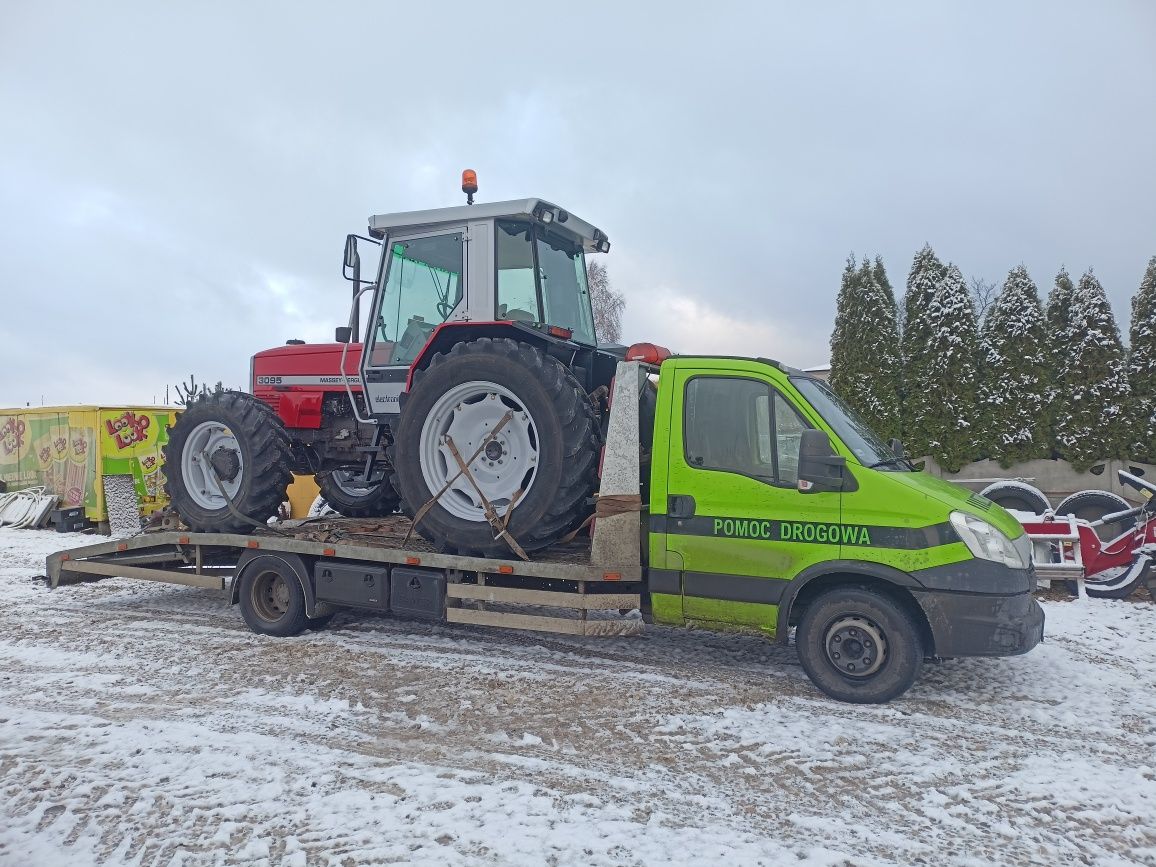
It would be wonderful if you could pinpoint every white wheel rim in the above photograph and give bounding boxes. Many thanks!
[181,420,244,510]
[418,380,539,523]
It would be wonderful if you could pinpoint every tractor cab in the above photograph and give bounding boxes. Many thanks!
[341,180,612,419]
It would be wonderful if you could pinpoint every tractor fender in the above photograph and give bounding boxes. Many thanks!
[230,549,322,618]
[406,321,572,391]
[775,559,925,643]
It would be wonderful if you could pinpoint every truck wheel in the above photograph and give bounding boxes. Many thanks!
[978,481,1050,516]
[795,587,923,703]
[1055,490,1133,542]
[237,555,308,636]
[315,468,400,518]
[391,337,600,556]
[164,391,292,533]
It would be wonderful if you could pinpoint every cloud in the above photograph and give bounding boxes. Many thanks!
[622,285,822,369]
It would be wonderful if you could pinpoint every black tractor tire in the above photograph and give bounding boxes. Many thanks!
[315,469,401,518]
[795,587,923,704]
[236,554,309,636]
[1055,490,1134,542]
[391,337,601,557]
[164,391,293,533]
[978,480,1051,516]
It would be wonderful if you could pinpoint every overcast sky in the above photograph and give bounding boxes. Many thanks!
[1,1,1153,407]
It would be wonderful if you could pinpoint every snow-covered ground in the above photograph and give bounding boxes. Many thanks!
[1,529,1155,866]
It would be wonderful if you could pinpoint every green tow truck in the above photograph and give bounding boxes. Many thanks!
[48,356,1043,703]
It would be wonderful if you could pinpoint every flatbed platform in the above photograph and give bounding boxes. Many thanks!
[45,516,645,638]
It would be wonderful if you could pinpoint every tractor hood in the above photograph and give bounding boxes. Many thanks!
[251,342,362,387]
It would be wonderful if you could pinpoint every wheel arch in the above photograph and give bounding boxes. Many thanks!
[407,322,568,390]
[777,561,935,656]
[231,550,323,618]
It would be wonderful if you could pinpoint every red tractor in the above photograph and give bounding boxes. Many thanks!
[165,174,648,556]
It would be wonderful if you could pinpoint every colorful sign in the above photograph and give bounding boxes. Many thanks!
[0,406,178,522]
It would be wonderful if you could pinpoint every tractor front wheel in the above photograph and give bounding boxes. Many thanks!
[164,391,293,533]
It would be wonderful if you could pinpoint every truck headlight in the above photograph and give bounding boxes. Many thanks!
[949,511,1029,569]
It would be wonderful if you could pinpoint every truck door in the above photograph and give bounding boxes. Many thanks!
[661,369,842,630]
[361,228,467,415]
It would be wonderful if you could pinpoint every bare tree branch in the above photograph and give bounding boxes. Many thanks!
[587,260,625,344]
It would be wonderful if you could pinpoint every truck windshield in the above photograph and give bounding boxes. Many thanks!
[790,377,908,470]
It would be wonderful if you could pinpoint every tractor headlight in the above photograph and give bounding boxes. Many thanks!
[950,511,1029,570]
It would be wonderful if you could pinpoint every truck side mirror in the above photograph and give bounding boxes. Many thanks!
[343,234,359,271]
[797,429,848,494]
[889,438,904,458]
[334,326,352,343]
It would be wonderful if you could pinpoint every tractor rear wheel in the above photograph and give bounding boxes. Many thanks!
[315,468,401,518]
[391,337,600,556]
[164,391,293,533]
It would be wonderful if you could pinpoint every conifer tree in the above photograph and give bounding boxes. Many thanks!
[915,264,981,471]
[900,245,946,457]
[978,266,1050,467]
[873,255,898,320]
[829,256,902,441]
[1127,257,1156,462]
[1044,268,1077,456]
[1053,270,1130,471]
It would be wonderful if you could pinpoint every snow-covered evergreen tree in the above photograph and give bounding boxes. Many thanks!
[1053,270,1130,471]
[1127,257,1156,462]
[1044,268,1077,456]
[978,266,1050,467]
[873,255,898,321]
[829,256,902,441]
[900,245,946,457]
[914,264,981,471]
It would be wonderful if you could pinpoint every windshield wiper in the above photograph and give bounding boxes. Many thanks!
[867,456,913,471]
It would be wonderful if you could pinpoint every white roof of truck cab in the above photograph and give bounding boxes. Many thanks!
[368,198,607,252]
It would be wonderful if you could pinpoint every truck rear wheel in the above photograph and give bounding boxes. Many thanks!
[795,587,922,703]
[391,337,600,556]
[237,554,309,636]
[315,468,400,518]
[164,391,293,533]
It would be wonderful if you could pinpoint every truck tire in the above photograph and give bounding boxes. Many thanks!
[391,337,600,556]
[164,391,293,533]
[978,481,1050,516]
[795,587,923,703]
[1055,490,1133,542]
[237,554,309,636]
[315,469,400,518]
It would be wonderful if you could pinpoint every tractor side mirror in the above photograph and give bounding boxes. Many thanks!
[797,429,847,494]
[334,326,352,343]
[343,234,359,271]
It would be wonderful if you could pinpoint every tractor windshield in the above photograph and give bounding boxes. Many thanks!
[495,220,597,345]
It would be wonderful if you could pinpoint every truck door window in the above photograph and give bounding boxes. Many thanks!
[371,232,464,367]
[684,377,808,486]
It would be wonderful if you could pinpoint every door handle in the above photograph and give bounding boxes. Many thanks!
[668,494,696,519]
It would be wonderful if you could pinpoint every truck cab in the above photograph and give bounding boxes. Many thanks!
[645,356,1043,702]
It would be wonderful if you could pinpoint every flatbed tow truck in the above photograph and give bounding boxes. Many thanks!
[47,359,1045,703]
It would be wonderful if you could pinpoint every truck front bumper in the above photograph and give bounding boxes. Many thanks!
[915,589,1045,658]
